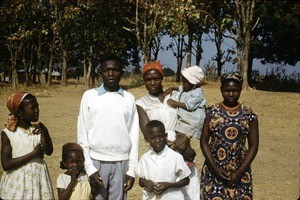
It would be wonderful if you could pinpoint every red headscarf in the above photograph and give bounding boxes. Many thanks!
[142,61,163,78]
[5,92,29,131]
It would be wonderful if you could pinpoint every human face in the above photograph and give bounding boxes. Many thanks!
[64,151,84,176]
[182,76,194,92]
[19,96,39,123]
[221,80,242,107]
[143,69,163,96]
[145,126,166,153]
[101,60,123,92]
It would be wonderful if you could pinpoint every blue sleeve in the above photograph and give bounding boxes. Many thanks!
[184,88,206,111]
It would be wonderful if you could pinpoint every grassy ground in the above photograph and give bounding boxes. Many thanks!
[0,79,299,199]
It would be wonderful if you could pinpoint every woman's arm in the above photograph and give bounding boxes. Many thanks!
[200,114,230,180]
[1,131,44,171]
[234,119,259,178]
[136,105,150,137]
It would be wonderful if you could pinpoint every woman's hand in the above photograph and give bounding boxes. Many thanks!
[214,167,231,181]
[227,171,241,188]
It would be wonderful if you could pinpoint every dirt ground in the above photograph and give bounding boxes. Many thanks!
[0,80,299,199]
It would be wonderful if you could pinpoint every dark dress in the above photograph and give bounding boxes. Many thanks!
[200,104,257,200]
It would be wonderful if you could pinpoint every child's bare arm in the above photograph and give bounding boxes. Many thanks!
[139,178,156,193]
[57,178,77,200]
[1,131,44,171]
[33,122,53,156]
[155,176,190,194]
[58,168,79,200]
[167,99,187,110]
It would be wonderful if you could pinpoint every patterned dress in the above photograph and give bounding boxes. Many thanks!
[0,127,54,199]
[200,104,257,200]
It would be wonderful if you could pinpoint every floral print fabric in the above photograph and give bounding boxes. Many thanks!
[200,104,257,200]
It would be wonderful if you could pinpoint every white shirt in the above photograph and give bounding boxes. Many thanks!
[77,84,139,177]
[136,93,177,141]
[137,146,191,200]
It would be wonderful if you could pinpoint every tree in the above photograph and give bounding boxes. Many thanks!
[252,1,300,67]
[203,0,234,78]
[224,0,259,89]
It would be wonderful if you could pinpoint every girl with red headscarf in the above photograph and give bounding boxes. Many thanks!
[0,92,54,199]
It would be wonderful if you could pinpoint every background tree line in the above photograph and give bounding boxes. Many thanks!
[0,0,299,89]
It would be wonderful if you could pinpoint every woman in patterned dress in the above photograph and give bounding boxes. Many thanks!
[200,72,259,199]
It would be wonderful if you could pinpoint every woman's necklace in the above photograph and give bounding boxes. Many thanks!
[221,101,240,111]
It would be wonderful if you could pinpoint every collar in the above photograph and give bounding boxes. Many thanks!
[149,145,168,156]
[96,84,124,96]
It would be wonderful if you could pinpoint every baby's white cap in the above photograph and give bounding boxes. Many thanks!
[181,65,204,85]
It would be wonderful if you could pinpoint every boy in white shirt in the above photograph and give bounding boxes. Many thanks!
[137,120,190,200]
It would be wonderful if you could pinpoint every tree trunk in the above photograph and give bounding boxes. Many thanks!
[236,0,256,89]
[83,56,87,87]
[195,33,203,66]
[7,41,20,87]
[241,30,251,89]
[37,34,46,85]
[47,52,53,86]
[61,49,67,86]
[186,30,193,68]
[176,35,185,82]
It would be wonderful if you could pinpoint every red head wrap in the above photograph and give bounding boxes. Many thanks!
[142,61,163,77]
[5,92,29,131]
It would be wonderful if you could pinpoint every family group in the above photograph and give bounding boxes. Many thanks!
[0,55,259,200]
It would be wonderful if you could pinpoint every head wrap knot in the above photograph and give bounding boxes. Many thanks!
[5,92,29,131]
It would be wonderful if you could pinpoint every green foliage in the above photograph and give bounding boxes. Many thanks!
[252,1,300,66]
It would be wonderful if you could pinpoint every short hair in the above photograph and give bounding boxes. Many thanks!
[145,120,166,134]
[99,54,124,69]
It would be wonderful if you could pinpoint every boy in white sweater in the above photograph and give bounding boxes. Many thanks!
[77,55,139,200]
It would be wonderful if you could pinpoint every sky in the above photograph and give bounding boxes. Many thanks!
[155,35,300,77]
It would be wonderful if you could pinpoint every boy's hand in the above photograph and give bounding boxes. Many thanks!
[89,172,103,190]
[124,175,135,192]
[154,182,170,194]
[142,179,157,193]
